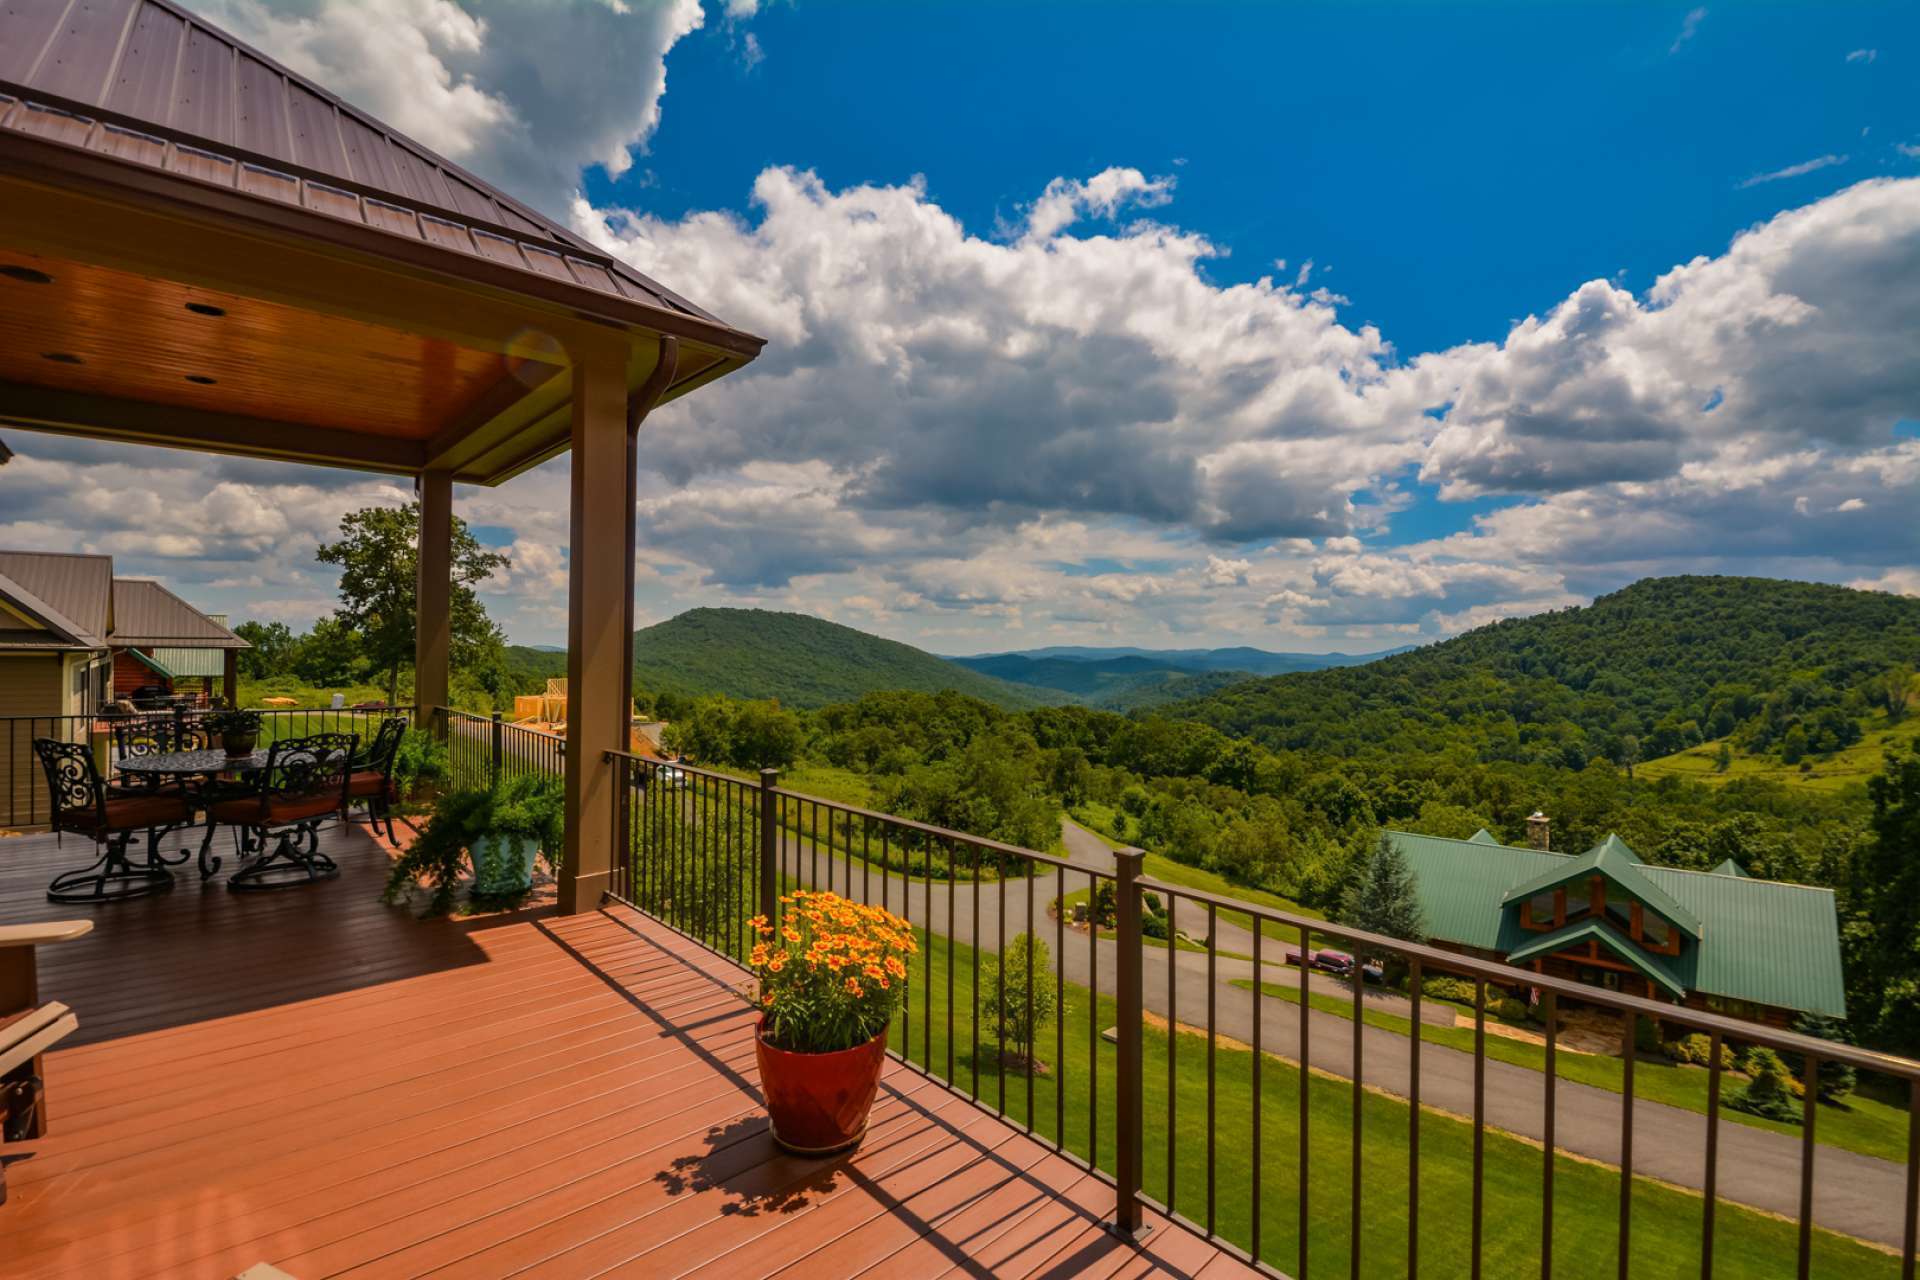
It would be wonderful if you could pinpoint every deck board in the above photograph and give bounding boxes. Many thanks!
[0,824,1259,1279]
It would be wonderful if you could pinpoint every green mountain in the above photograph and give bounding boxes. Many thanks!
[1164,576,1920,767]
[510,609,1050,710]
[948,653,1250,710]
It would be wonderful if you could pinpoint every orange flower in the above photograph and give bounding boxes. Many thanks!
[844,977,863,997]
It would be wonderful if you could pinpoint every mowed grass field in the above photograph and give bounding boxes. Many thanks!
[1229,978,1913,1164]
[886,923,1898,1279]
[1639,710,1919,792]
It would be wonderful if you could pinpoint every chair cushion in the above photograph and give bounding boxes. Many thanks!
[208,796,264,824]
[347,769,390,799]
[60,794,190,833]
[211,790,339,826]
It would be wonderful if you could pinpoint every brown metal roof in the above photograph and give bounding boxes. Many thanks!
[0,549,111,644]
[0,0,761,359]
[109,577,246,648]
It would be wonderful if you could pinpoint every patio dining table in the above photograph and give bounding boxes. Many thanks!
[116,749,271,878]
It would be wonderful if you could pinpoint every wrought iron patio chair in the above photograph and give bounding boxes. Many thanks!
[32,739,190,903]
[205,732,356,893]
[106,715,210,795]
[347,717,408,840]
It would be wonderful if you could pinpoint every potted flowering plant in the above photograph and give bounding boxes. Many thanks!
[749,890,915,1155]
[204,708,262,758]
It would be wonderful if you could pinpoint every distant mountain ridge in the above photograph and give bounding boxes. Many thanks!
[954,643,1417,675]
[510,608,1049,710]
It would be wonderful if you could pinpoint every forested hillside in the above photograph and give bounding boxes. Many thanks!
[625,608,1045,709]
[948,653,1250,709]
[1168,577,1920,768]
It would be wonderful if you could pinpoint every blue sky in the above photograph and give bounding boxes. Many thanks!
[6,0,1918,651]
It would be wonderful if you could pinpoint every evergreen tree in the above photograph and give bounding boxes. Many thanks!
[1339,832,1428,981]
[1856,744,1920,1049]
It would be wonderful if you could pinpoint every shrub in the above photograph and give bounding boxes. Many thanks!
[982,932,1057,1068]
[1142,913,1171,940]
[1729,1046,1805,1123]
[1493,997,1530,1023]
[390,728,449,806]
[1785,1014,1858,1104]
[1633,1014,1663,1055]
[1422,976,1478,1005]
[1664,1033,1736,1070]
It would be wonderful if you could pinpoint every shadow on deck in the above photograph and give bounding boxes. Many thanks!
[0,823,1257,1279]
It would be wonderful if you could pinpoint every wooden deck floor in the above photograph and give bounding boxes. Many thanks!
[0,824,1257,1279]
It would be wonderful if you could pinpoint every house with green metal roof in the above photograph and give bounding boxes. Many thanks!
[1385,825,1846,1027]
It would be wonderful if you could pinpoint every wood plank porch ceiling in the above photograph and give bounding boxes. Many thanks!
[0,0,764,485]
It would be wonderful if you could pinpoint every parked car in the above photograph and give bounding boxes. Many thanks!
[1282,947,1385,984]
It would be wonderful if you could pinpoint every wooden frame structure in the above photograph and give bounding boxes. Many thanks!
[0,0,764,912]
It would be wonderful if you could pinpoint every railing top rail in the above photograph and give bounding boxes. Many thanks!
[436,704,564,741]
[1141,872,1918,1080]
[766,784,1098,877]
[601,749,1099,878]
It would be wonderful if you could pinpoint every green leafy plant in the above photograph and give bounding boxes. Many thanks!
[982,932,1058,1071]
[204,709,262,737]
[383,774,562,916]
[1664,1033,1736,1071]
[389,728,449,808]
[1729,1046,1805,1123]
[750,890,915,1054]
[1422,975,1479,1005]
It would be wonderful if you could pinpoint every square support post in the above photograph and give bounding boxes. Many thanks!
[221,649,237,709]
[1112,846,1147,1237]
[559,349,631,915]
[415,469,453,730]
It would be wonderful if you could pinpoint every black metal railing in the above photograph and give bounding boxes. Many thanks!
[435,706,564,792]
[0,705,416,830]
[602,752,1920,1280]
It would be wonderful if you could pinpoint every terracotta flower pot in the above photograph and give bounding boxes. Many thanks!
[755,1018,888,1156]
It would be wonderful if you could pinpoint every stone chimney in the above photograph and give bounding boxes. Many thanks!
[1525,811,1551,851]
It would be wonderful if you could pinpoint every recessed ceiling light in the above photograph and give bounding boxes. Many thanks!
[1,266,53,284]
[41,352,82,364]
[185,302,226,317]
[185,374,217,385]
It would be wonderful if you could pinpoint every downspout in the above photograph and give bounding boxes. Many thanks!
[620,335,679,734]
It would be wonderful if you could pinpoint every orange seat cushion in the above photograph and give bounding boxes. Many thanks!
[347,770,390,799]
[210,792,339,826]
[61,793,190,833]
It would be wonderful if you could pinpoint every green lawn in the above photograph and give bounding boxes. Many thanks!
[1230,978,1913,1164]
[1639,710,1919,793]
[889,922,1896,1278]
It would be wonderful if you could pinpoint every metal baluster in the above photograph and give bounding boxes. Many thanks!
[1905,1077,1918,1280]
[973,842,981,1101]
[1292,922,1303,1277]
[1352,950,1364,1280]
[1090,868,1099,1169]
[1410,958,1423,1279]
[1620,1012,1635,1280]
[1057,863,1066,1149]
[1167,888,1177,1217]
[947,838,957,1085]
[1473,977,1486,1280]
[1702,1026,1720,1280]
[998,855,1007,1115]
[1543,989,1557,1280]
[1207,900,1218,1238]
[1799,1053,1819,1279]
[1026,862,1035,1130]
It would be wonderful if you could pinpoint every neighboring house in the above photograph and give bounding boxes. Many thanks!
[0,551,248,827]
[1387,821,1846,1028]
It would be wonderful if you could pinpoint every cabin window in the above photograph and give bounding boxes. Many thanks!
[1527,892,1556,928]
[1642,914,1671,948]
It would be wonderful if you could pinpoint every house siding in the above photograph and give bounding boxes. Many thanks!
[0,652,67,828]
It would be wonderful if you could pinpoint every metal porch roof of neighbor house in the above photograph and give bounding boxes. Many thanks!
[0,0,763,484]
[0,549,111,644]
[109,578,246,648]
[1387,828,1847,1018]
